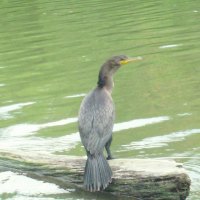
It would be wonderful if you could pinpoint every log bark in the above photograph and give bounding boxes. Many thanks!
[0,151,191,200]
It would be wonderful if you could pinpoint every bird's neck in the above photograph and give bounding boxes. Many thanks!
[97,73,114,93]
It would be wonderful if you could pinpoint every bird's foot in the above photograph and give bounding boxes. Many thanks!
[107,155,114,160]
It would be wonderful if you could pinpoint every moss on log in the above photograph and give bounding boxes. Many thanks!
[0,151,191,200]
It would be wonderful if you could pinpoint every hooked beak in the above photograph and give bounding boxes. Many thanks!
[120,56,143,65]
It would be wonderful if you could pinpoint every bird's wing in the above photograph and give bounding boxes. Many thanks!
[87,101,114,154]
[78,89,114,155]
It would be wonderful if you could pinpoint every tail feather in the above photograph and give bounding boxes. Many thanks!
[84,153,112,192]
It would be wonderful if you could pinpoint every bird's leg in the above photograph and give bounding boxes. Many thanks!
[105,136,113,160]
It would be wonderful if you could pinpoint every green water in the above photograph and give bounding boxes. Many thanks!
[0,0,200,199]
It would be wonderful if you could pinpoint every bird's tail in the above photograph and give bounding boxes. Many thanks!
[84,153,112,192]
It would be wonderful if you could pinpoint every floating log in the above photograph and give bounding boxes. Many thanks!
[0,151,191,200]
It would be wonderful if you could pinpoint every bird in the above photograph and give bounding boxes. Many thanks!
[78,55,142,192]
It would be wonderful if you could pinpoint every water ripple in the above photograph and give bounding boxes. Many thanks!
[0,116,170,154]
[0,171,69,196]
[0,118,78,137]
[0,102,35,120]
[121,129,200,150]
[159,44,182,49]
[113,116,169,132]
[185,160,200,200]
[65,93,86,98]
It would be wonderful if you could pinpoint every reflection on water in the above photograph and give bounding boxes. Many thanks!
[65,93,86,98]
[113,116,169,132]
[121,129,200,150]
[0,131,80,154]
[0,102,35,120]
[0,0,200,199]
[5,197,66,200]
[0,115,169,155]
[185,160,200,200]
[177,112,192,116]
[0,171,69,196]
[0,117,77,137]
[159,44,182,49]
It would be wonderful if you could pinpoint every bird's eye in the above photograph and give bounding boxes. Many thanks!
[110,61,115,67]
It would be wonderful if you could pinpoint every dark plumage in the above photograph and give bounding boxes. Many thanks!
[78,55,142,192]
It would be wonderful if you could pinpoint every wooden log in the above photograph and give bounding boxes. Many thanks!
[0,151,191,200]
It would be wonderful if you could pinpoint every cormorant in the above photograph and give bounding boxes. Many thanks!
[78,55,142,192]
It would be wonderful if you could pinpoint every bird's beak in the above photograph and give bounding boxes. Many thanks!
[120,56,143,65]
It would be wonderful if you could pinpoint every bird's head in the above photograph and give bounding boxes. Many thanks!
[98,55,142,89]
[102,55,142,75]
